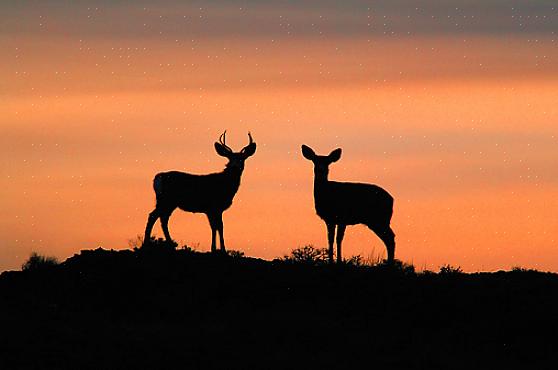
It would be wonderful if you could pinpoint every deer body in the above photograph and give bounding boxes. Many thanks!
[153,170,242,214]
[144,132,256,252]
[302,145,396,264]
[314,181,393,226]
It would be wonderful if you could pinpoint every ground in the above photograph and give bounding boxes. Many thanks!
[1,245,557,370]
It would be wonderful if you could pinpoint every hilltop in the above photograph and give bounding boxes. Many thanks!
[1,244,557,370]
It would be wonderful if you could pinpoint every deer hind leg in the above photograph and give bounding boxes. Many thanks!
[159,208,176,243]
[144,209,160,244]
[326,222,335,264]
[384,227,396,264]
[369,224,396,264]
[336,224,346,264]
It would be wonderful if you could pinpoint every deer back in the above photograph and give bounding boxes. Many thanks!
[314,181,393,226]
[154,170,242,213]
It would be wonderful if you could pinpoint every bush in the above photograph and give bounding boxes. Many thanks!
[22,252,59,271]
[128,234,145,249]
[280,245,329,266]
[344,255,364,267]
[130,235,178,252]
[511,266,538,274]
[439,264,463,275]
[227,250,245,258]
[374,259,416,275]
[396,260,416,274]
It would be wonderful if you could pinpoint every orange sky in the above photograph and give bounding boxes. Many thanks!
[1,2,558,271]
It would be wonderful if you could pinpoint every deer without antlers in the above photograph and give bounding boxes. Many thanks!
[301,145,396,264]
[144,132,256,252]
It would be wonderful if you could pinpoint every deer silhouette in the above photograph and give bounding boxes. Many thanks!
[301,145,395,264]
[144,132,256,252]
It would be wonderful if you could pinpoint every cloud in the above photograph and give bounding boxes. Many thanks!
[1,0,556,40]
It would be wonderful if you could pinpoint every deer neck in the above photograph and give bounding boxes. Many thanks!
[312,173,330,218]
[223,166,243,190]
[313,173,329,192]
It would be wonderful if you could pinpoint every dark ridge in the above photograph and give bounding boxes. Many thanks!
[1,246,557,370]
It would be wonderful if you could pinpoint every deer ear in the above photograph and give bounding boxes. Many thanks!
[241,142,257,158]
[215,142,232,158]
[328,148,342,163]
[301,145,316,160]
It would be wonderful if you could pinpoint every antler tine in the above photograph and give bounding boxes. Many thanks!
[219,130,233,151]
[248,131,253,144]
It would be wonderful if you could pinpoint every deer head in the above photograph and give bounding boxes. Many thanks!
[215,131,257,171]
[301,145,342,181]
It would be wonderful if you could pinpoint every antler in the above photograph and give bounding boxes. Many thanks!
[219,130,232,152]
[240,131,256,156]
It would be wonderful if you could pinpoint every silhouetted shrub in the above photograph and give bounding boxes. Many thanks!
[180,245,197,253]
[375,259,416,275]
[397,260,416,274]
[22,252,59,271]
[227,250,245,258]
[421,269,436,276]
[128,234,145,249]
[280,245,329,266]
[343,255,364,267]
[363,248,385,266]
[439,264,463,275]
[348,250,393,268]
[511,266,535,273]
[135,236,178,252]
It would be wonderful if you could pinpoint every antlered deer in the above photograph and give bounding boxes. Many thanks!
[144,132,256,252]
[301,145,395,264]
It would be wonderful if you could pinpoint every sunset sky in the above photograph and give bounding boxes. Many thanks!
[1,1,557,272]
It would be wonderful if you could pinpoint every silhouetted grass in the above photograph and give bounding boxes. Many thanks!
[226,250,245,258]
[511,266,538,273]
[277,245,415,274]
[278,245,329,265]
[21,252,59,272]
[438,263,463,275]
[130,235,179,251]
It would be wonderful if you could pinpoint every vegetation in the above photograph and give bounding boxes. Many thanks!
[226,250,245,258]
[1,244,556,369]
[129,235,179,251]
[21,252,59,271]
[438,264,463,275]
[278,245,415,275]
[279,245,329,265]
[511,266,538,273]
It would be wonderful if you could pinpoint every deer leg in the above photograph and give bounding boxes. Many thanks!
[326,222,335,264]
[383,227,396,264]
[144,209,160,244]
[336,224,346,264]
[216,213,226,252]
[160,212,173,243]
[369,225,396,264]
[207,214,218,253]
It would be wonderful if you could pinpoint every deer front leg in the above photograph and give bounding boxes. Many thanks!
[326,222,335,264]
[216,213,226,252]
[336,224,346,264]
[207,214,218,253]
